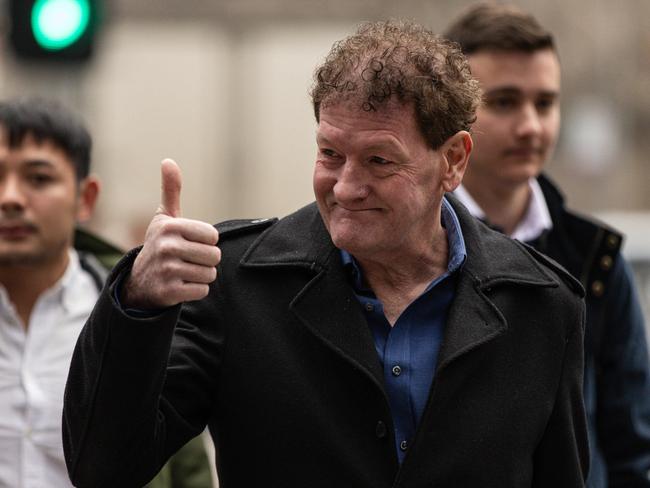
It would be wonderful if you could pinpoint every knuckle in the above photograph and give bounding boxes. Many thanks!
[160,260,181,279]
[158,217,182,236]
[156,238,179,258]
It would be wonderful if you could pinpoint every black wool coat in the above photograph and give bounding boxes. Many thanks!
[63,197,589,488]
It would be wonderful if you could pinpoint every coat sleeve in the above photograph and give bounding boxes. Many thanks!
[595,257,650,487]
[62,250,223,488]
[532,297,590,488]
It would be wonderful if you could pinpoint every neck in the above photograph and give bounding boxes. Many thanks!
[463,177,531,236]
[357,225,449,326]
[0,251,70,328]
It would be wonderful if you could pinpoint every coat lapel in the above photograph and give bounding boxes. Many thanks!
[240,203,385,390]
[436,195,562,371]
[290,257,386,389]
[436,269,507,372]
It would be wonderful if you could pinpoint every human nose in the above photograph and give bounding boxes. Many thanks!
[0,175,27,214]
[333,161,370,203]
[514,102,543,139]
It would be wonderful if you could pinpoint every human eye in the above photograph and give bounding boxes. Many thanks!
[317,147,344,168]
[319,148,339,158]
[536,95,557,114]
[486,95,518,112]
[369,155,391,165]
[26,172,55,187]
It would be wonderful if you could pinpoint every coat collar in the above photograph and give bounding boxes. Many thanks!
[240,198,560,379]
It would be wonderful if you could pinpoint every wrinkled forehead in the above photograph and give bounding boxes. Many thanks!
[316,99,426,152]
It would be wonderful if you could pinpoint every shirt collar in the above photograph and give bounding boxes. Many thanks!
[454,178,553,242]
[32,248,84,313]
[0,248,86,320]
[340,196,467,290]
[60,249,86,312]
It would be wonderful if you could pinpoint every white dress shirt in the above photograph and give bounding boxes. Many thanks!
[0,249,98,488]
[454,178,553,242]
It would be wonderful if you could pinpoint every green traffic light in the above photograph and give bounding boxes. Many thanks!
[31,0,91,51]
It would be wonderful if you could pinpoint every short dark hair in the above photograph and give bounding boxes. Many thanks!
[310,19,481,149]
[0,98,92,180]
[443,2,555,55]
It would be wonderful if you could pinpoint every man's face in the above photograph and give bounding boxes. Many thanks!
[466,48,560,190]
[0,132,90,267]
[314,101,455,261]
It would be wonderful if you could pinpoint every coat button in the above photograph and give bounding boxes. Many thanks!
[600,255,613,270]
[365,302,374,312]
[392,365,402,376]
[375,421,387,439]
[591,280,605,297]
[400,440,409,451]
[606,234,619,249]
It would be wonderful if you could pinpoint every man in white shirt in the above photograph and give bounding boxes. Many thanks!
[0,98,101,488]
[445,4,650,487]
[0,98,213,488]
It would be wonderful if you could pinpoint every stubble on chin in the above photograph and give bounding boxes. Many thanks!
[0,239,68,267]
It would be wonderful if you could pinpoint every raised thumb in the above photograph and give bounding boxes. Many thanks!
[160,158,182,218]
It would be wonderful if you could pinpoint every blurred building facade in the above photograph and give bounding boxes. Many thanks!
[0,0,648,246]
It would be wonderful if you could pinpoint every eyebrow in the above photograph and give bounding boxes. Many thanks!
[316,134,332,145]
[22,159,56,170]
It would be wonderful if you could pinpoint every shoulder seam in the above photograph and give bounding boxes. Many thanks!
[216,218,278,239]
[518,241,585,297]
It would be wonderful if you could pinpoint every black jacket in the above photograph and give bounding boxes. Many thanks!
[72,228,214,488]
[532,175,650,488]
[63,198,588,488]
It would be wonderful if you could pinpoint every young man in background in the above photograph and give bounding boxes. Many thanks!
[445,4,650,486]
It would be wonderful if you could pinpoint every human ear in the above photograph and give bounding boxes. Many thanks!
[441,131,472,193]
[76,176,100,222]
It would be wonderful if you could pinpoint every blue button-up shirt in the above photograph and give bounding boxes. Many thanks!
[341,197,466,464]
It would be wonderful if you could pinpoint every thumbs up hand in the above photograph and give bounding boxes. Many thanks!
[122,159,221,309]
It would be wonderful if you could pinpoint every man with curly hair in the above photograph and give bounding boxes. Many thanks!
[64,20,588,487]
[445,4,650,487]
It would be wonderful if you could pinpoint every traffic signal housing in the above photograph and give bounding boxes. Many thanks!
[9,0,101,62]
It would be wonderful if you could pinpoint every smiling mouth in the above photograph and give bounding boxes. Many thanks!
[333,206,382,216]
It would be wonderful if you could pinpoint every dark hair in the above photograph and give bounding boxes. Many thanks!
[0,98,92,180]
[310,19,481,149]
[443,2,555,55]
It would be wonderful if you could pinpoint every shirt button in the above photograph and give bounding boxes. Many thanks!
[391,365,402,376]
[375,421,387,439]
[365,302,373,312]
[400,440,409,451]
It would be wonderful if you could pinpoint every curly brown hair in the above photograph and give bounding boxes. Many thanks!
[310,20,481,149]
